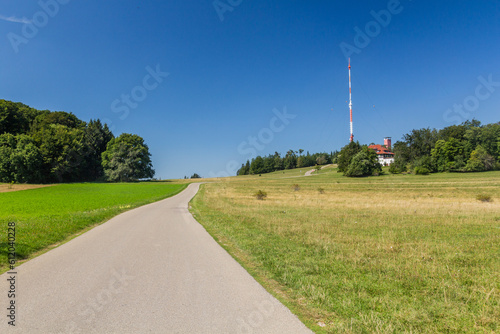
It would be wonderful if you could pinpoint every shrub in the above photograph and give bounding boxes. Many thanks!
[476,194,492,202]
[412,155,435,173]
[254,190,267,200]
[292,184,300,191]
[414,166,430,175]
[389,164,401,174]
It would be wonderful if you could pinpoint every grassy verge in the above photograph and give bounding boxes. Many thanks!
[0,182,187,273]
[190,168,500,333]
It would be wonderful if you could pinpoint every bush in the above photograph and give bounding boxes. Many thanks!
[414,166,430,175]
[254,190,267,200]
[389,164,401,174]
[389,159,408,174]
[292,184,300,191]
[412,155,435,173]
[476,194,492,202]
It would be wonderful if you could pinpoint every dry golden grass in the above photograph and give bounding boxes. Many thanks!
[0,183,51,193]
[191,168,500,333]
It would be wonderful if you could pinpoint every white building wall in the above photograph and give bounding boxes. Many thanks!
[378,156,394,165]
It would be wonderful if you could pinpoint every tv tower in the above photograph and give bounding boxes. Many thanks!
[348,58,354,142]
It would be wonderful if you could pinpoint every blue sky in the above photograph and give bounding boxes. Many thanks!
[1,0,499,179]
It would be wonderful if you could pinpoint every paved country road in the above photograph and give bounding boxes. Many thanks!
[1,183,312,333]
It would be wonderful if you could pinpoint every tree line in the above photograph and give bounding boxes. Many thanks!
[237,119,499,178]
[320,120,499,177]
[237,150,338,175]
[0,99,154,183]
[390,120,500,174]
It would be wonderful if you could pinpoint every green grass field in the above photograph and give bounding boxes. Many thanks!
[191,167,500,333]
[0,182,186,273]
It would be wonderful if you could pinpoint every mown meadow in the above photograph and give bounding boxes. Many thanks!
[0,182,186,273]
[191,167,500,333]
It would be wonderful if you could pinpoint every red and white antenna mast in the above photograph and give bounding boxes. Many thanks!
[348,58,354,142]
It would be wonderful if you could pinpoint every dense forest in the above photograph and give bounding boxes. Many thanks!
[0,99,154,183]
[391,120,500,174]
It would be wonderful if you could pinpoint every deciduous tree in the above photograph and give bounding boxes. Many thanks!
[102,133,154,182]
[344,146,381,177]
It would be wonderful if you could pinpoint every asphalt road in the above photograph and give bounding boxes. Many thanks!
[0,183,312,333]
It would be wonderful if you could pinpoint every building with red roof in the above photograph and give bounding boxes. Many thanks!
[369,137,395,166]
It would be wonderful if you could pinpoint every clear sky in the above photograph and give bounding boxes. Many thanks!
[1,0,499,179]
